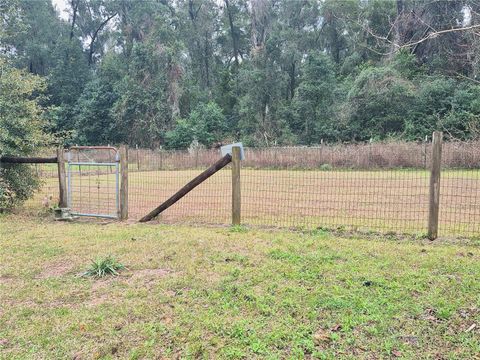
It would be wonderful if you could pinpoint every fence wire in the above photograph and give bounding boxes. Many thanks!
[128,149,230,224]
[27,141,480,237]
[439,142,480,236]
[24,149,59,211]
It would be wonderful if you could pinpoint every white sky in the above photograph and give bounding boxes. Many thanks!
[51,0,69,21]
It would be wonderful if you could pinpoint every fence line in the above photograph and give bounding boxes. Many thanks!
[25,138,480,238]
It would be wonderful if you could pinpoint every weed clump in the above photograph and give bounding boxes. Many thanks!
[83,255,125,278]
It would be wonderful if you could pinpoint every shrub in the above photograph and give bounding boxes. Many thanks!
[165,102,227,149]
[0,58,51,210]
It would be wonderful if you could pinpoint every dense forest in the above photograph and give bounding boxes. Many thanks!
[3,0,480,151]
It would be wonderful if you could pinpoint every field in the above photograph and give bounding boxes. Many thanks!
[31,168,480,237]
[1,215,480,359]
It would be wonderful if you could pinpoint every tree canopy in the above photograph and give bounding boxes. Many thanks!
[3,0,480,149]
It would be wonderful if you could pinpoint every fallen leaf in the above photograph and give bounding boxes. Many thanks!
[392,349,402,357]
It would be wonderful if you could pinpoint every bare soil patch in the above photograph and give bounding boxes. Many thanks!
[35,260,76,279]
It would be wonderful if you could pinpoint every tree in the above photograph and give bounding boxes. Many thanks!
[75,0,118,65]
[4,0,480,148]
[345,66,416,140]
[292,51,337,143]
[0,58,52,209]
[73,54,123,144]
[165,102,227,149]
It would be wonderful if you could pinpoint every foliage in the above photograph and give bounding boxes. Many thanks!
[291,51,337,143]
[165,102,227,149]
[345,66,416,140]
[83,255,125,278]
[5,0,480,148]
[0,58,51,210]
[73,54,123,145]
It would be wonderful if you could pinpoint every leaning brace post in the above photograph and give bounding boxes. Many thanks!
[139,154,232,222]
[120,145,129,220]
[428,131,443,240]
[56,148,68,208]
[232,146,241,225]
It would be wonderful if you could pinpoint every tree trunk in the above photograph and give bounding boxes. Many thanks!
[70,0,79,40]
[224,0,240,66]
[88,13,117,65]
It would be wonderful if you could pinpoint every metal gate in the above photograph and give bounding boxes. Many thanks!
[67,146,120,219]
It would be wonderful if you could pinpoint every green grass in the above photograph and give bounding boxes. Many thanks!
[1,215,479,359]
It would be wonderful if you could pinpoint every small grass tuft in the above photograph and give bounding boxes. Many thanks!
[83,255,126,278]
[229,224,249,233]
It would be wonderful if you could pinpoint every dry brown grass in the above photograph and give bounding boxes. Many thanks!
[28,167,480,237]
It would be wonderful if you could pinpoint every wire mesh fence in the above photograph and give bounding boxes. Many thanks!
[128,149,231,223]
[25,140,480,237]
[439,142,480,236]
[24,149,59,211]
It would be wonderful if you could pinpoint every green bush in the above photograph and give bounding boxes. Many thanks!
[0,58,51,210]
[165,102,227,149]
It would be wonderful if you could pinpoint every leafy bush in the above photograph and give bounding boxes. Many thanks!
[345,66,416,140]
[0,58,51,211]
[165,102,227,149]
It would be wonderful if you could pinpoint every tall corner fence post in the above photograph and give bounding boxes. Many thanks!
[120,145,129,220]
[232,146,241,226]
[56,147,68,208]
[428,131,443,240]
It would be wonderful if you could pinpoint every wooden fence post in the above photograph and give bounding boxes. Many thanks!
[120,145,129,220]
[232,146,241,225]
[136,144,140,171]
[56,147,68,208]
[428,131,443,240]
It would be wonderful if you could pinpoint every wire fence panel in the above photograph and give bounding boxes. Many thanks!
[24,148,59,211]
[439,142,480,236]
[128,149,231,224]
[25,141,480,237]
[241,146,430,233]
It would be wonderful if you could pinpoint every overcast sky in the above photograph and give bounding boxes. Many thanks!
[51,0,69,20]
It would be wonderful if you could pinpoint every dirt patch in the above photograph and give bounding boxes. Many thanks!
[86,293,113,307]
[0,275,16,284]
[85,268,173,306]
[129,268,172,279]
[123,268,174,290]
[36,260,76,279]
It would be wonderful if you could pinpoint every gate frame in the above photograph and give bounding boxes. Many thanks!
[67,146,120,219]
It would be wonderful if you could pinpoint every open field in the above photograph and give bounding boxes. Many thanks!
[30,168,480,237]
[0,215,479,359]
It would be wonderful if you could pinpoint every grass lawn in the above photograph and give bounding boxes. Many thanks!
[1,215,479,359]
